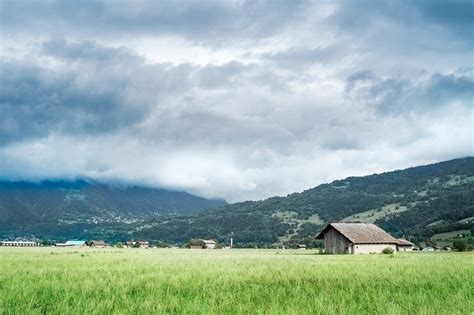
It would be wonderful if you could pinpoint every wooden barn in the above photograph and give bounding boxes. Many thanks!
[316,223,398,254]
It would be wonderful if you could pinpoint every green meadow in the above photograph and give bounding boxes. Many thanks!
[0,248,472,314]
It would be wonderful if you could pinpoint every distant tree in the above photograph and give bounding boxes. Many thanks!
[283,240,299,249]
[41,240,53,246]
[453,240,467,252]
[155,241,168,248]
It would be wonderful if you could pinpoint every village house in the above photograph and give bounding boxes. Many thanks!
[137,240,149,248]
[298,244,307,250]
[397,239,417,251]
[316,223,399,254]
[88,240,106,248]
[203,240,217,249]
[0,241,40,247]
[126,241,149,248]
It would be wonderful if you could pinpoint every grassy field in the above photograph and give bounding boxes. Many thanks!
[431,229,471,241]
[341,203,408,224]
[0,248,473,314]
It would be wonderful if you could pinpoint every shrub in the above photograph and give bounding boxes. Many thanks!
[115,242,124,248]
[453,240,467,252]
[155,241,168,248]
[382,247,394,254]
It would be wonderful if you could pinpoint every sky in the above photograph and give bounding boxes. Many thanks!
[0,0,473,202]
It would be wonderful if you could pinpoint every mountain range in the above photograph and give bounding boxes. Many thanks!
[1,157,473,245]
[0,180,225,241]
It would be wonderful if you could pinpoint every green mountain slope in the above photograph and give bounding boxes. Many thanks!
[135,157,474,246]
[0,180,226,240]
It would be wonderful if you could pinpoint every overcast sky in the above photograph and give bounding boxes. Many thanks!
[0,0,473,202]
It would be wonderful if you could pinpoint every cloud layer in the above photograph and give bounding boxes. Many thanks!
[1,0,473,202]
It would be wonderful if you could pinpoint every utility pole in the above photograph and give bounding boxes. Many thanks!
[230,232,234,249]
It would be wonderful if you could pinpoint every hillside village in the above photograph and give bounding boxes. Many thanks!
[1,222,470,253]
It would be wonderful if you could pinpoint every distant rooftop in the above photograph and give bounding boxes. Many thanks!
[65,240,86,246]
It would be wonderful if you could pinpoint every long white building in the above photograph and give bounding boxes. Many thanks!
[0,241,40,247]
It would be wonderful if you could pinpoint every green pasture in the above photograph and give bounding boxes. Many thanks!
[0,248,472,314]
[341,203,408,224]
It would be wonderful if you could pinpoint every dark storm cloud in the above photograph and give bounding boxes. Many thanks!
[345,69,474,115]
[0,0,306,42]
[0,60,144,144]
[1,39,294,149]
[333,0,473,43]
[412,0,474,39]
[0,39,194,144]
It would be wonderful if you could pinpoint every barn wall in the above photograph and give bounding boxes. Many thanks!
[353,244,397,254]
[324,228,351,254]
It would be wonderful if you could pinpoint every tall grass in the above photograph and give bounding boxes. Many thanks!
[1,248,472,314]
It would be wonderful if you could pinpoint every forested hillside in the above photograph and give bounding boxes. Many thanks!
[1,158,473,244]
[0,180,226,240]
[135,157,474,246]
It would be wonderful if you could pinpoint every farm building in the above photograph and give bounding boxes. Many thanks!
[88,240,106,248]
[397,239,417,251]
[126,241,149,248]
[316,223,398,254]
[298,244,307,250]
[203,240,217,249]
[0,241,39,247]
[65,240,87,247]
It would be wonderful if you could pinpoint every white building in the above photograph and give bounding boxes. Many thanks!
[203,240,217,249]
[0,241,40,247]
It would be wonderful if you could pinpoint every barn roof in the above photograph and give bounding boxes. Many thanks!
[316,223,398,244]
[397,239,415,246]
[65,240,86,246]
[89,240,106,246]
